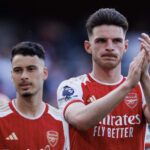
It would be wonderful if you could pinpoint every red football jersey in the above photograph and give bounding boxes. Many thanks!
[57,74,147,150]
[0,100,67,150]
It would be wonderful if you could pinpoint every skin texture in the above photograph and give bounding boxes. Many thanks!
[11,55,48,117]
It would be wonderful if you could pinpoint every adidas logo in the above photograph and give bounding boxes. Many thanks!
[6,132,18,140]
[87,95,96,103]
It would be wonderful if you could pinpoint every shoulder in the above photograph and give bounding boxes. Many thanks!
[58,74,88,89]
[0,102,13,117]
[0,93,10,105]
[47,104,62,121]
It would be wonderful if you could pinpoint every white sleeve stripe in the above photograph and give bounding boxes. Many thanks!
[47,104,62,121]
[138,82,146,108]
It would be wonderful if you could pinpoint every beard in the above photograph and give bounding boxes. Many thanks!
[93,55,122,70]
[22,92,33,97]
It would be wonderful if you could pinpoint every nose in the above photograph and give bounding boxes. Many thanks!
[105,40,114,51]
[21,71,29,80]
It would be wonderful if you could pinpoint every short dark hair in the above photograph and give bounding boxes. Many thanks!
[86,8,128,37]
[11,41,45,62]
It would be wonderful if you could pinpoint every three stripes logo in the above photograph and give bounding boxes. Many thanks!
[6,132,18,140]
[87,96,97,103]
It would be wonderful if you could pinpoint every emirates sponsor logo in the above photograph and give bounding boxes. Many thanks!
[124,93,138,109]
[99,114,141,126]
[93,114,141,138]
[47,131,59,147]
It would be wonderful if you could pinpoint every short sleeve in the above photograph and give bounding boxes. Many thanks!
[145,123,150,148]
[57,77,84,115]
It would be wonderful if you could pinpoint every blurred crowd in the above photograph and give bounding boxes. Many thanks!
[0,18,91,107]
[0,18,148,107]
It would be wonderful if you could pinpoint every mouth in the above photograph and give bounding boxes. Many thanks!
[19,82,32,90]
[101,54,117,59]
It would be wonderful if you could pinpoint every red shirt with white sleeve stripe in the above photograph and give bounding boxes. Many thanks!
[57,73,147,150]
[0,100,67,150]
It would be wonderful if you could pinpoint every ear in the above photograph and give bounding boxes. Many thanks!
[124,40,128,53]
[84,40,92,54]
[43,67,48,80]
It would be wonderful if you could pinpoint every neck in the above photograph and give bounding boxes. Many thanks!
[91,64,122,83]
[15,92,44,117]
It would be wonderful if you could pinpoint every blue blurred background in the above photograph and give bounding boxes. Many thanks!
[0,0,149,107]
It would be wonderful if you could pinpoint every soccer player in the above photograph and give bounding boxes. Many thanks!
[57,8,150,150]
[0,93,10,104]
[0,41,68,150]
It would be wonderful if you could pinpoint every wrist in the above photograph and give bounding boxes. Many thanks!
[121,80,134,93]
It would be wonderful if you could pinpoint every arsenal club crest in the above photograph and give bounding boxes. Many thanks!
[124,93,138,109]
[47,131,59,147]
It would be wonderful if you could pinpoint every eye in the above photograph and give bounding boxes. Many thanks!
[13,67,22,73]
[95,38,106,43]
[113,38,123,43]
[27,66,36,72]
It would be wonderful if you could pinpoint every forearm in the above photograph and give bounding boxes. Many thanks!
[66,80,133,130]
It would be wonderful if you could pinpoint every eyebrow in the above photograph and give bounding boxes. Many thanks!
[94,37,123,41]
[13,65,38,69]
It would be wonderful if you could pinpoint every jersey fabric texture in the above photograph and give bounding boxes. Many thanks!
[57,73,147,150]
[0,100,66,150]
[145,123,150,148]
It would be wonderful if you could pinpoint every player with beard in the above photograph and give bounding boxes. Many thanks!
[57,8,150,150]
[0,41,68,150]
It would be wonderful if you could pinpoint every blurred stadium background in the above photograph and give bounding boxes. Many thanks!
[0,0,150,107]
